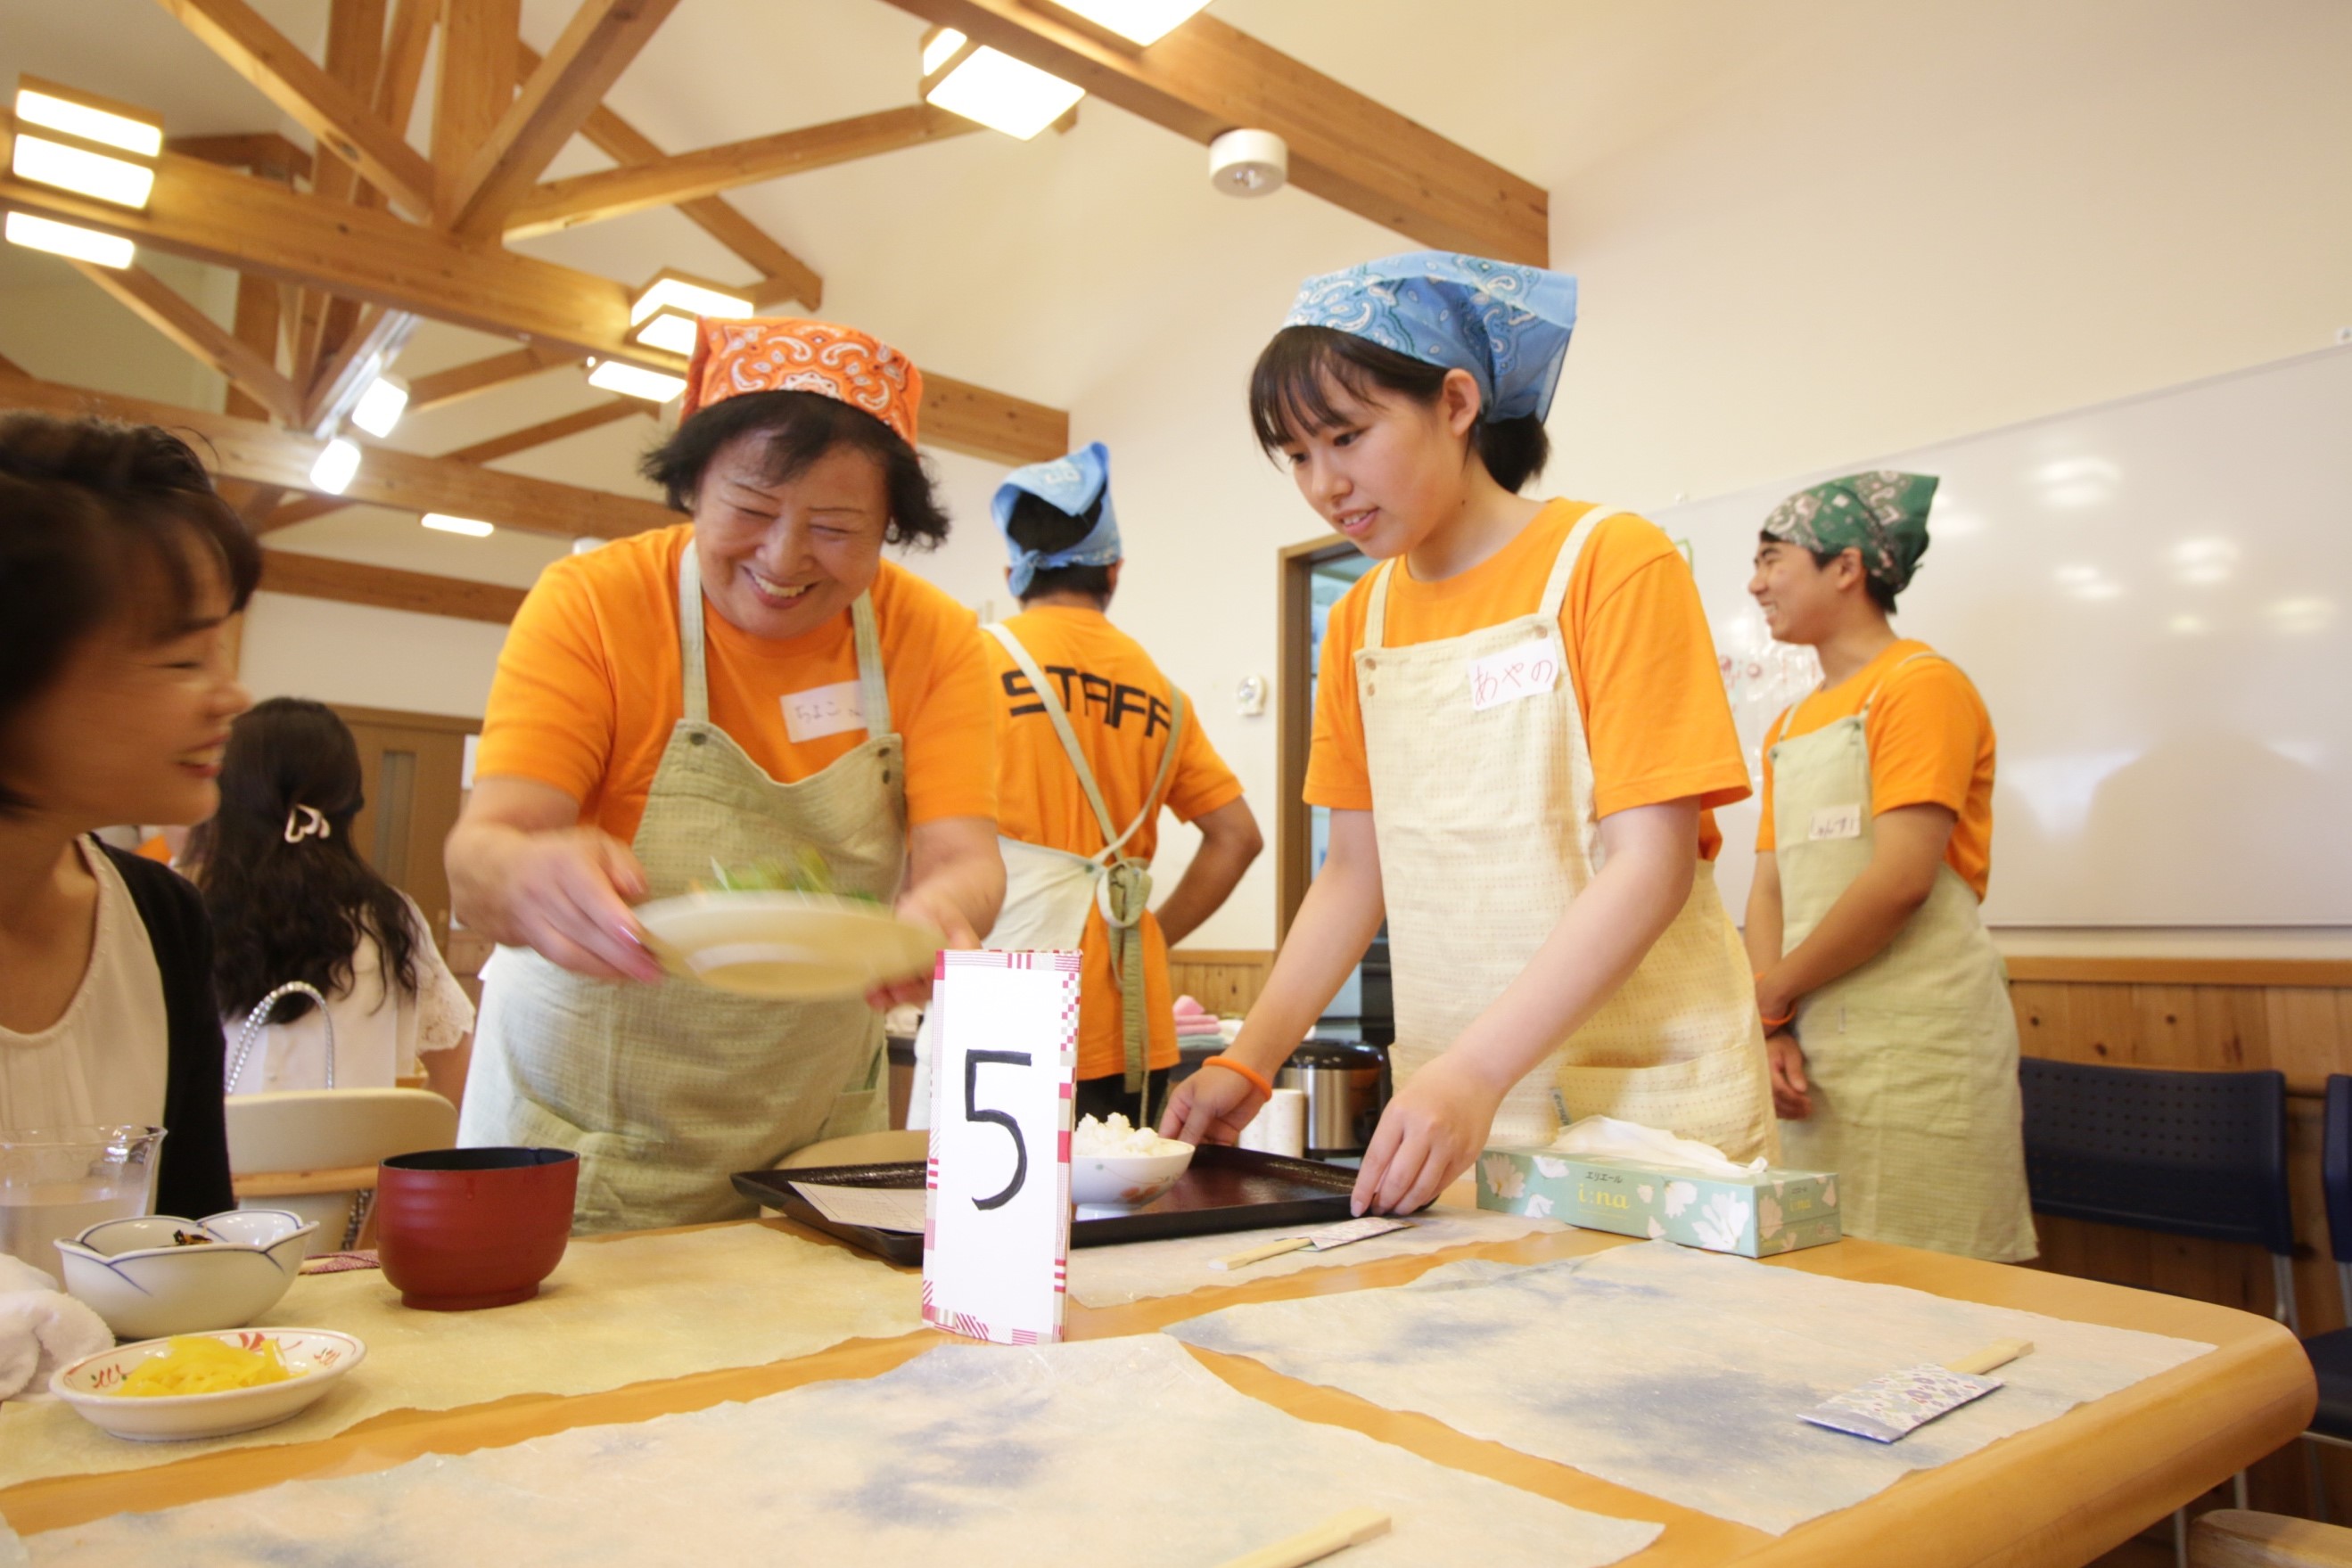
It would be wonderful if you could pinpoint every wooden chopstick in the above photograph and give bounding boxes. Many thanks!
[1210,1236,1318,1271]
[1212,1507,1392,1568]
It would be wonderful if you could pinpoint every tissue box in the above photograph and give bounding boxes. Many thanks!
[1474,1147,1841,1257]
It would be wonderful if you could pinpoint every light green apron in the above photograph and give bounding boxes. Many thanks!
[459,546,904,1233]
[979,621,1186,1102]
[1769,653,2036,1261]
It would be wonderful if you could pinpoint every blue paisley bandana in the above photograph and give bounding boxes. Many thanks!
[992,441,1122,597]
[1282,250,1579,423]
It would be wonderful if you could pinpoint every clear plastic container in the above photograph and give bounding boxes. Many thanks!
[0,1124,165,1277]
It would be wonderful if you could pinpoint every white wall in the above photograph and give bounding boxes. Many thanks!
[239,593,513,718]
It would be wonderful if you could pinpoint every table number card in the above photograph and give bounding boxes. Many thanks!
[921,949,1078,1345]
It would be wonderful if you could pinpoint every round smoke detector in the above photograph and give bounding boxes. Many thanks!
[1209,127,1287,197]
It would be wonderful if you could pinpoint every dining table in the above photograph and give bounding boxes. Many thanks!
[0,1194,2315,1568]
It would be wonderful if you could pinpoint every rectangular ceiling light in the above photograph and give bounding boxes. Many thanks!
[587,359,688,404]
[14,78,164,157]
[421,513,495,538]
[348,374,409,438]
[4,209,134,267]
[921,29,1083,141]
[631,306,701,357]
[627,269,752,355]
[308,436,361,495]
[1049,0,1211,45]
[10,134,156,209]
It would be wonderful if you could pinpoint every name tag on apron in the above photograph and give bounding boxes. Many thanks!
[1468,640,1561,712]
[782,680,865,743]
[1810,805,1863,841]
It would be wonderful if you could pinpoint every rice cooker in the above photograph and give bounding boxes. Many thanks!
[1279,1038,1391,1159]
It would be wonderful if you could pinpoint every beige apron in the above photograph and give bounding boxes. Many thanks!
[1768,654,2035,1260]
[1361,506,1779,1161]
[459,546,904,1233]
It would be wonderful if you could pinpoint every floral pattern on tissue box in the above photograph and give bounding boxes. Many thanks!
[1475,1148,1841,1257]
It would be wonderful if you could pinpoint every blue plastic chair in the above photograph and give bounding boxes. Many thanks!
[2299,1075,2352,1519]
[2019,1059,2299,1563]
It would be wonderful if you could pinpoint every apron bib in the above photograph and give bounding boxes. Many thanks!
[459,546,908,1233]
[1361,507,1778,1160]
[1768,655,2035,1261]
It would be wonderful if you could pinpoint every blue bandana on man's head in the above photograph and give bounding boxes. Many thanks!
[992,441,1120,597]
[1281,250,1579,423]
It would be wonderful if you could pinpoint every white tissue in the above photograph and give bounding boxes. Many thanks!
[1545,1116,1769,1179]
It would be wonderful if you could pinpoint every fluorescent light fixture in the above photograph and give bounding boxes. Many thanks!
[422,513,495,538]
[1049,0,1211,45]
[10,134,155,209]
[631,305,702,357]
[4,209,133,267]
[308,436,361,495]
[15,78,164,157]
[921,29,1084,140]
[921,28,967,74]
[587,359,687,403]
[349,374,409,438]
[629,270,752,328]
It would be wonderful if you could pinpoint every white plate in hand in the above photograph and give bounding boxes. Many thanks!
[634,891,942,1000]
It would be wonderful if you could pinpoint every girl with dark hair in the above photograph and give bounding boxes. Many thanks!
[1163,252,1777,1216]
[189,698,473,1103]
[0,413,260,1220]
[447,317,1003,1232]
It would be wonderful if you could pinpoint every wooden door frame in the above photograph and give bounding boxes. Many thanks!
[1276,535,1365,941]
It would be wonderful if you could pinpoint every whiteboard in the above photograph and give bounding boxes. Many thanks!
[1655,346,2352,928]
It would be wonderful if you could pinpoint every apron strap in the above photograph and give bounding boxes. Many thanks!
[1540,502,1628,622]
[677,544,711,725]
[1361,559,1398,652]
[984,621,1182,860]
[1858,649,1943,718]
[851,593,892,736]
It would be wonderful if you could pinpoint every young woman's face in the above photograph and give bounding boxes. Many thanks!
[1748,540,1853,644]
[0,559,251,831]
[691,432,892,642]
[1277,374,1477,561]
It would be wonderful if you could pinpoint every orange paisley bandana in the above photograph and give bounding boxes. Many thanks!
[681,317,924,446]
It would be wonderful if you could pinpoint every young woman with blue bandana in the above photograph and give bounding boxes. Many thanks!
[1162,252,1778,1216]
[954,443,1264,1126]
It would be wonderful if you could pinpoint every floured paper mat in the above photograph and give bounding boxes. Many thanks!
[0,1224,919,1490]
[1172,1240,2214,1534]
[21,1336,1662,1568]
[1066,1204,1564,1308]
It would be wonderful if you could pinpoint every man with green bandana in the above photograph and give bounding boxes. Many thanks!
[1739,471,2034,1261]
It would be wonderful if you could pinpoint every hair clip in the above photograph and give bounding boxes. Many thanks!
[283,804,332,844]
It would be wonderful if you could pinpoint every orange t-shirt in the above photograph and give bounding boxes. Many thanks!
[477,525,997,842]
[986,605,1245,1083]
[1756,639,1996,899]
[1305,501,1750,860]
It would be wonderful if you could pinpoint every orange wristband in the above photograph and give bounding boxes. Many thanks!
[1201,1055,1274,1098]
[1761,1008,1796,1031]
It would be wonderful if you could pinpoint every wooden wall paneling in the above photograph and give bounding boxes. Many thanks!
[1166,949,1272,1018]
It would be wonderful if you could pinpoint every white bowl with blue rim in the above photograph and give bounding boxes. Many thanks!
[55,1210,317,1341]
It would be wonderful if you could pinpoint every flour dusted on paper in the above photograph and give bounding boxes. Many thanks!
[1073,1113,1188,1157]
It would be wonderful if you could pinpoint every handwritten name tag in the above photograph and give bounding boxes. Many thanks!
[782,680,865,743]
[1468,640,1561,713]
[1810,805,1863,841]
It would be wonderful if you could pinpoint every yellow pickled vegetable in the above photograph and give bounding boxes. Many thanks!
[112,1335,302,1397]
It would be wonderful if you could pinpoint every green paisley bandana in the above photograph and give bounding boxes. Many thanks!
[1761,471,1938,594]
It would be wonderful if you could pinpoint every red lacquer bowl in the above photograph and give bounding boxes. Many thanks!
[374,1147,578,1311]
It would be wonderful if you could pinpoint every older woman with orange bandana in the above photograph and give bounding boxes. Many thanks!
[449,318,1004,1232]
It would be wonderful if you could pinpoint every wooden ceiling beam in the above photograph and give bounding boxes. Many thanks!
[152,0,438,219]
[872,0,1548,264]
[522,43,823,309]
[434,0,517,197]
[406,343,583,413]
[169,132,311,182]
[445,0,682,238]
[0,154,1066,464]
[70,261,305,425]
[505,104,980,240]
[222,267,284,423]
[294,0,389,385]
[377,0,439,137]
[444,397,646,464]
[260,550,528,624]
[0,375,676,540]
[304,306,421,431]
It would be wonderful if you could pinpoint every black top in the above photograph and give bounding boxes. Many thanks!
[96,841,234,1219]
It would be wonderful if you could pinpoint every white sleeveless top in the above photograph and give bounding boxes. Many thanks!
[0,840,170,1131]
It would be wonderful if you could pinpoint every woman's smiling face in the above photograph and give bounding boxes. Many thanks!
[1276,370,1478,562]
[689,431,892,642]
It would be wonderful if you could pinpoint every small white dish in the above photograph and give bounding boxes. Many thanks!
[635,891,942,999]
[56,1210,316,1341]
[1070,1145,1195,1208]
[51,1328,365,1441]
